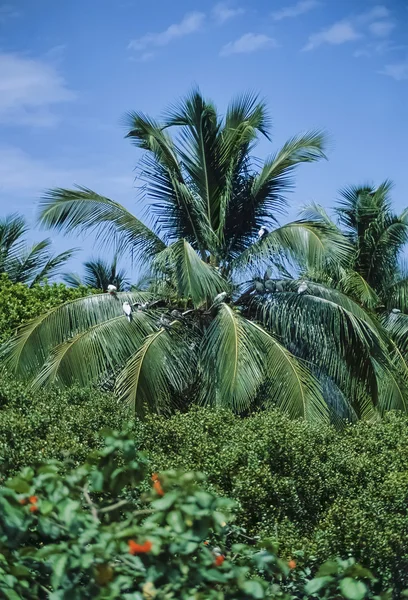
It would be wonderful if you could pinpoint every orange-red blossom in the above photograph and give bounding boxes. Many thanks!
[128,540,153,555]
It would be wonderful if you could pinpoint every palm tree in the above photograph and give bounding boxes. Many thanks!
[1,91,398,422]
[292,181,408,418]
[0,213,75,287]
[63,254,130,291]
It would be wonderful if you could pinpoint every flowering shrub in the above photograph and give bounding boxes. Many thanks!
[0,429,294,599]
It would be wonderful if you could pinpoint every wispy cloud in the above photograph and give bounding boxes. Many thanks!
[271,0,320,21]
[0,3,21,22]
[0,52,75,127]
[303,21,360,51]
[220,32,277,56]
[380,61,408,81]
[212,3,245,24]
[303,4,396,52]
[357,5,390,24]
[0,146,134,203]
[128,12,205,51]
[369,20,395,37]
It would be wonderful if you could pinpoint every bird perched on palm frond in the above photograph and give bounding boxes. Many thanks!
[258,226,268,239]
[123,301,132,322]
[213,291,228,305]
[298,281,308,294]
[107,284,117,295]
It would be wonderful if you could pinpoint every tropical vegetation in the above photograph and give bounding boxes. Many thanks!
[0,213,75,287]
[0,425,403,599]
[63,254,130,291]
[5,90,408,423]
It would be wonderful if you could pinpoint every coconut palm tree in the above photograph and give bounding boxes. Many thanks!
[63,254,130,291]
[0,213,75,287]
[1,91,399,422]
[289,181,408,418]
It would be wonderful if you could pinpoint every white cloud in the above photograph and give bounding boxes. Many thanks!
[0,146,134,203]
[212,3,245,24]
[0,52,75,127]
[380,61,408,81]
[369,20,395,37]
[128,12,205,51]
[303,21,360,51]
[213,3,245,24]
[357,5,390,24]
[220,32,277,56]
[271,0,320,21]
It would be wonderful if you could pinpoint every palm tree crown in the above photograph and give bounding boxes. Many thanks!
[0,213,75,287]
[2,90,405,423]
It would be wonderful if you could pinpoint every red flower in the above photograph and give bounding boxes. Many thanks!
[203,541,209,546]
[288,560,297,569]
[128,540,153,555]
[151,473,159,483]
[153,480,164,496]
[29,495,38,504]
[29,505,38,513]
[214,555,225,567]
[19,498,28,505]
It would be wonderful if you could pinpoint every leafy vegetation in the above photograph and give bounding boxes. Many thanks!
[0,382,407,593]
[0,274,94,344]
[0,213,75,286]
[0,428,400,599]
[63,254,130,291]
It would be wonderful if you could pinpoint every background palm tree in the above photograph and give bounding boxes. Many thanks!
[2,91,402,423]
[63,254,130,291]
[0,213,76,287]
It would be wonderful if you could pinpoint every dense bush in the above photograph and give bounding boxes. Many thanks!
[140,408,408,593]
[0,378,129,480]
[0,429,396,599]
[1,386,407,593]
[0,274,94,343]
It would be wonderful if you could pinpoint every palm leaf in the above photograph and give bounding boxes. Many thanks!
[116,321,198,416]
[38,187,166,262]
[1,291,153,380]
[199,303,327,420]
[154,239,228,307]
[31,310,158,389]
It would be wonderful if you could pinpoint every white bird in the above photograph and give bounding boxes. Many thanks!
[213,291,228,304]
[107,284,117,294]
[298,281,308,294]
[123,301,132,322]
[391,308,401,314]
[258,226,268,239]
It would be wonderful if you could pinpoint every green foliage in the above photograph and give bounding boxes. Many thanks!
[139,407,408,593]
[1,385,407,593]
[0,274,93,344]
[0,429,291,599]
[0,428,399,599]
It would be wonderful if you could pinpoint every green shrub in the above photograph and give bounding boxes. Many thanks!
[0,274,94,343]
[0,377,130,480]
[140,408,408,593]
[1,387,408,593]
[0,429,395,599]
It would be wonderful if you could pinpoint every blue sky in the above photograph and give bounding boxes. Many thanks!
[0,0,407,278]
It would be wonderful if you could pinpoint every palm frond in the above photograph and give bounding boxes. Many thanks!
[1,291,153,380]
[38,187,166,263]
[232,220,350,273]
[116,321,198,417]
[32,310,158,389]
[30,248,78,287]
[199,303,328,420]
[154,239,228,307]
